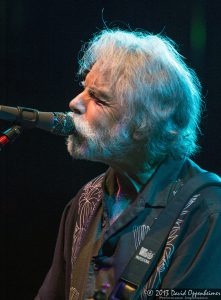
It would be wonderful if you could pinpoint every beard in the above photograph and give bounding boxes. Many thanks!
[66,114,136,164]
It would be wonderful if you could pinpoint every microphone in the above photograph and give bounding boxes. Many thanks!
[0,105,75,136]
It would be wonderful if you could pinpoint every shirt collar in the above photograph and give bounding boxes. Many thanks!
[104,168,138,199]
[141,156,186,207]
[103,156,186,208]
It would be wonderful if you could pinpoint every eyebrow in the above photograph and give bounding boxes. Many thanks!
[90,86,111,101]
[82,80,111,101]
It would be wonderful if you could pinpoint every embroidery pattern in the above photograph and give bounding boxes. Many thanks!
[133,225,150,250]
[71,174,104,264]
[141,193,200,299]
[69,174,104,300]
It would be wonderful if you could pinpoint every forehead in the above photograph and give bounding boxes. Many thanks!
[85,63,111,88]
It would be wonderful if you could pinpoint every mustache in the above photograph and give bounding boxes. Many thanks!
[69,114,97,139]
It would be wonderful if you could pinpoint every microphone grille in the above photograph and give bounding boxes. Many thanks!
[52,112,75,136]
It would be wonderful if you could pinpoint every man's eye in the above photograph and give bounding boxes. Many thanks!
[89,91,104,106]
[79,81,85,88]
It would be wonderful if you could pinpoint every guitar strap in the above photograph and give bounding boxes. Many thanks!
[108,172,221,300]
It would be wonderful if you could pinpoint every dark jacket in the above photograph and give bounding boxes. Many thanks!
[35,157,221,299]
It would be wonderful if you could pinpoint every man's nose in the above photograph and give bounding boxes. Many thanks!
[69,93,86,115]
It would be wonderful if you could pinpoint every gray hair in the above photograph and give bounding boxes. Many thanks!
[77,29,202,164]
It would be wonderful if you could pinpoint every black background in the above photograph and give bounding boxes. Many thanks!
[0,0,221,299]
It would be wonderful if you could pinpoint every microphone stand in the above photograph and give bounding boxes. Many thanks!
[0,125,23,151]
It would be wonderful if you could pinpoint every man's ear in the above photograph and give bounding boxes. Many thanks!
[131,118,148,141]
[132,127,145,141]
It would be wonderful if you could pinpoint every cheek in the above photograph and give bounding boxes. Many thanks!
[85,101,100,122]
[86,102,115,129]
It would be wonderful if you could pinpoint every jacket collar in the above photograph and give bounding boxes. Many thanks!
[103,156,186,208]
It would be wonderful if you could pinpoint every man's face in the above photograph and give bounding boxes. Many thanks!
[67,63,134,164]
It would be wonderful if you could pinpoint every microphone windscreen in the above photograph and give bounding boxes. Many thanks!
[51,112,75,136]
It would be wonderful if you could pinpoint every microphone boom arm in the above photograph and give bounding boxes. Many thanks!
[0,105,75,136]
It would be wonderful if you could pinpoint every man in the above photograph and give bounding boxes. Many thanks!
[36,29,221,300]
